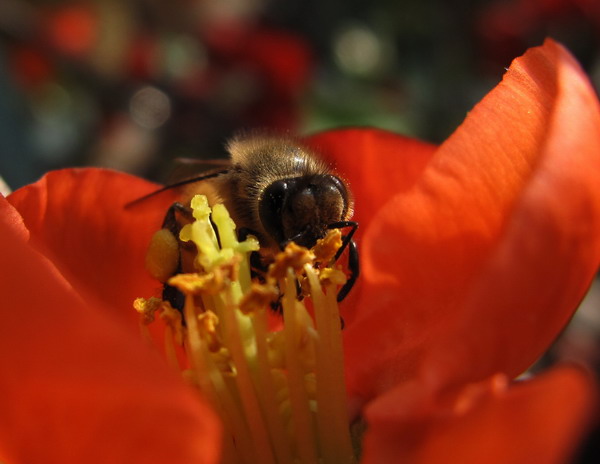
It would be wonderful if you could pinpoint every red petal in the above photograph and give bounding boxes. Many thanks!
[1,192,30,241]
[362,366,596,464]
[346,40,600,399]
[0,195,220,463]
[7,168,179,330]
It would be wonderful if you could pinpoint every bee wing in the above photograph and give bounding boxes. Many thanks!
[125,168,230,209]
[165,158,231,185]
[172,157,231,167]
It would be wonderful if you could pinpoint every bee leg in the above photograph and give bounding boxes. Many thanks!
[163,280,185,313]
[336,238,359,302]
[160,202,193,316]
[162,257,186,317]
[162,202,193,230]
[327,220,358,261]
[326,221,360,302]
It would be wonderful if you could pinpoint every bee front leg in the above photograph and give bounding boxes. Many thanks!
[326,221,360,302]
[327,220,358,261]
[162,202,193,231]
[336,238,359,302]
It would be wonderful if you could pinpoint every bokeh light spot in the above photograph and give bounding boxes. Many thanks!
[129,86,171,130]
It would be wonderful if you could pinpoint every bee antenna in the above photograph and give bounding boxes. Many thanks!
[125,169,229,209]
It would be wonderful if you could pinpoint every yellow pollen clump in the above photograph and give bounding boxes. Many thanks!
[135,195,356,464]
[169,271,226,295]
[133,296,161,324]
[145,228,180,282]
[312,229,343,264]
[319,268,348,287]
[268,242,315,280]
[239,283,280,315]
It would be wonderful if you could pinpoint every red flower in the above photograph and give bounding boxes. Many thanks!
[1,39,599,463]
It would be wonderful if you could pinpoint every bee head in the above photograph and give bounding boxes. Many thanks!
[259,174,349,249]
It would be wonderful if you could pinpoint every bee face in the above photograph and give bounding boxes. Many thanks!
[208,133,354,253]
[259,174,349,249]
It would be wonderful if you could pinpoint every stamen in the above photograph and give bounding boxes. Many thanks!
[134,297,182,370]
[281,270,319,463]
[306,265,354,463]
[136,195,356,463]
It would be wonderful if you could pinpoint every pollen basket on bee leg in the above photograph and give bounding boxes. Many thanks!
[145,228,180,282]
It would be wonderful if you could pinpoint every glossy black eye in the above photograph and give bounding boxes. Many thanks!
[259,179,290,245]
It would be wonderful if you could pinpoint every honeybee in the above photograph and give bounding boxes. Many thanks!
[130,133,359,305]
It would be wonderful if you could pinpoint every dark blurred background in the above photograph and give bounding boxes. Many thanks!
[1,0,599,460]
[0,0,598,189]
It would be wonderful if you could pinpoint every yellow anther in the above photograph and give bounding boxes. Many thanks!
[268,242,315,280]
[312,229,343,264]
[167,257,242,296]
[319,267,347,287]
[197,311,222,352]
[168,272,225,295]
[239,283,280,314]
[133,297,162,324]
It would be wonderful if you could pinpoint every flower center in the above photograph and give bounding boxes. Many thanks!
[135,195,356,464]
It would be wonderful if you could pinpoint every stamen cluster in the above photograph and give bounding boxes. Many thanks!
[135,195,355,464]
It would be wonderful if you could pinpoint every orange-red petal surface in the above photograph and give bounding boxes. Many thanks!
[7,168,179,330]
[361,366,596,464]
[0,195,220,464]
[344,39,600,400]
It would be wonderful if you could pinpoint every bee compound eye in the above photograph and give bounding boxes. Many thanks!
[259,179,290,245]
[313,176,346,221]
[326,176,348,203]
[291,187,316,215]
[264,179,288,209]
